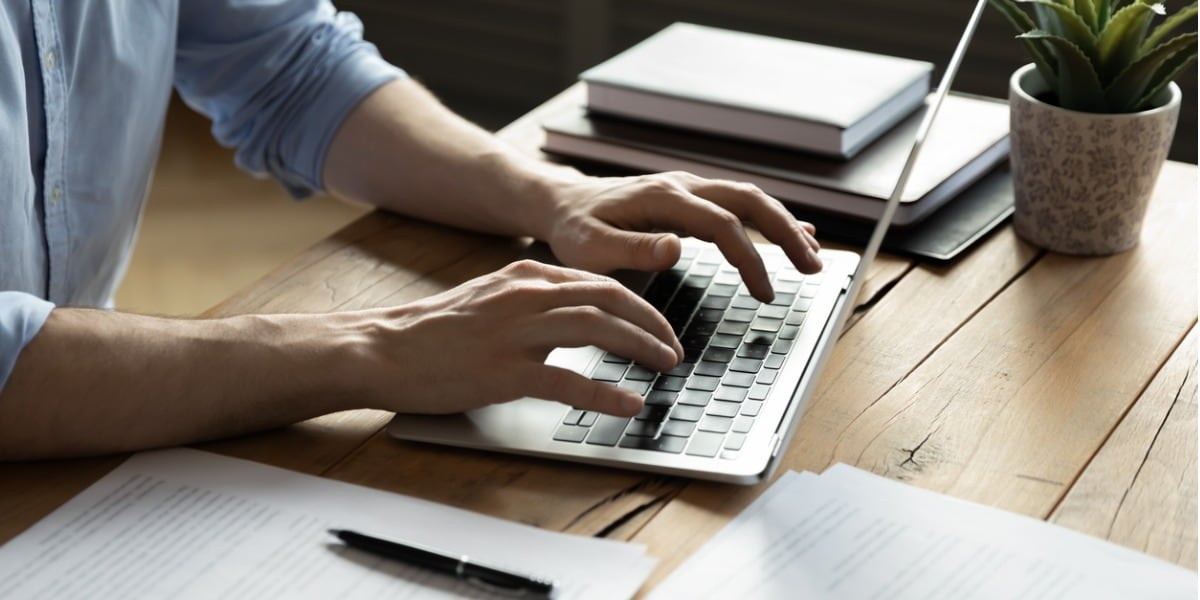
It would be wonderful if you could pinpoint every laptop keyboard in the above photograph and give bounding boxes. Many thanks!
[552,245,822,460]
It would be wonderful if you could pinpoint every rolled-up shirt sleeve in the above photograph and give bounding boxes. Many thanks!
[0,292,54,392]
[174,0,406,198]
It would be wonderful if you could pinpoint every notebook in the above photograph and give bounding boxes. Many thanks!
[387,0,991,484]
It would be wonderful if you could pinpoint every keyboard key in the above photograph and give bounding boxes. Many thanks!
[553,424,589,443]
[773,280,802,294]
[716,321,750,336]
[694,361,728,377]
[750,318,783,333]
[772,339,794,355]
[694,308,725,322]
[709,333,742,349]
[684,320,718,337]
[720,449,740,460]
[725,432,748,450]
[714,386,748,402]
[677,390,711,407]
[769,292,795,306]
[737,344,771,360]
[713,271,740,285]
[618,379,651,395]
[685,431,726,457]
[757,304,789,319]
[706,400,741,418]
[653,376,688,392]
[625,365,657,381]
[703,348,735,363]
[729,358,763,373]
[619,434,687,454]
[731,295,760,310]
[579,411,598,427]
[698,415,734,433]
[724,308,756,323]
[707,283,738,297]
[740,401,764,417]
[680,332,710,350]
[585,416,630,446]
[757,370,779,385]
[562,409,585,425]
[671,405,705,422]
[778,325,800,340]
[776,268,803,282]
[661,419,697,437]
[786,311,807,327]
[749,384,771,401]
[722,372,756,388]
[794,297,813,312]
[799,283,820,298]
[683,346,703,362]
[686,375,720,391]
[690,262,719,276]
[765,354,785,369]
[644,390,678,407]
[592,362,627,382]
[664,361,695,378]
[602,353,631,364]
[700,295,732,310]
[625,420,661,437]
[732,416,755,434]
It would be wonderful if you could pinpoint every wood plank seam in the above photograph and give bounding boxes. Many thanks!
[592,484,684,539]
[1102,360,1194,539]
[1045,320,1197,522]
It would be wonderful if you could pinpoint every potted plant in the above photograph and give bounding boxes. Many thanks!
[989,0,1197,255]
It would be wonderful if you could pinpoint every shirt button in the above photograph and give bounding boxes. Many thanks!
[44,51,56,71]
[50,185,62,205]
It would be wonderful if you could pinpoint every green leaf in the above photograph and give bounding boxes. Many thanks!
[1096,2,1162,82]
[989,0,1061,85]
[1106,31,1198,110]
[1077,0,1100,31]
[1134,44,1197,109]
[1096,0,1112,29]
[1022,0,1101,62]
[1020,30,1108,110]
[1141,2,1198,54]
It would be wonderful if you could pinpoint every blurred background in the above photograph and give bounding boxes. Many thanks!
[117,0,1198,315]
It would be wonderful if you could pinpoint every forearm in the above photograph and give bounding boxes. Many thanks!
[323,78,579,240]
[0,309,357,460]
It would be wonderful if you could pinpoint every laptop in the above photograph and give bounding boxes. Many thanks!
[387,0,990,484]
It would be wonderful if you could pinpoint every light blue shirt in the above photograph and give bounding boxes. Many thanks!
[0,1,405,389]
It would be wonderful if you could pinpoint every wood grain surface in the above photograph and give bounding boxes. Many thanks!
[1,86,1194,597]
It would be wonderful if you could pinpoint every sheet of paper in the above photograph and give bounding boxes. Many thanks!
[0,449,656,599]
[649,465,1196,600]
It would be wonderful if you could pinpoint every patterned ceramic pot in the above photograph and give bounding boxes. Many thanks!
[1008,63,1181,255]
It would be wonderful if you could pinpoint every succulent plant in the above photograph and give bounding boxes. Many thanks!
[989,0,1197,113]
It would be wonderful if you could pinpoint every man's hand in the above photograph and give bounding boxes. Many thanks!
[345,260,682,417]
[539,171,823,302]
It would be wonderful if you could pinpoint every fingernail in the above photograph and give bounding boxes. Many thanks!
[654,235,676,264]
[806,247,823,270]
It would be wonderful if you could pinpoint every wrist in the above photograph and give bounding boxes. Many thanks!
[494,150,587,242]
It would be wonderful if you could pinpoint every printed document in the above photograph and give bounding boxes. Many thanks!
[0,449,656,599]
[650,464,1195,599]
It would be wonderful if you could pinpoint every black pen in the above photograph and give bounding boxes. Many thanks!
[329,529,556,598]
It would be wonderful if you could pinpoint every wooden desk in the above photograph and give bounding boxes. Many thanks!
[3,87,1196,591]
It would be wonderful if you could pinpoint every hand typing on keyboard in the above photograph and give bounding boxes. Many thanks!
[538,170,823,302]
[346,260,683,417]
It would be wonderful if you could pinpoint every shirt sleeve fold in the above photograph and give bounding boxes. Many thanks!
[174,0,406,198]
[0,291,54,392]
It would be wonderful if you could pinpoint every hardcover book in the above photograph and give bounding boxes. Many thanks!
[541,93,1011,227]
[581,23,934,159]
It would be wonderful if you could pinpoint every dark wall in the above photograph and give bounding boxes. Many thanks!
[341,0,1197,163]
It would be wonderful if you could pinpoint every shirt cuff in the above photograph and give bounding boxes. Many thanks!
[0,292,55,392]
[276,50,406,198]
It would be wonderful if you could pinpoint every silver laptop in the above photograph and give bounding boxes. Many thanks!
[387,0,990,484]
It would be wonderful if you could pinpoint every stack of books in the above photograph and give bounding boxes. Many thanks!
[541,23,1011,230]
